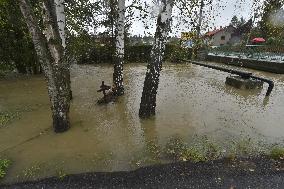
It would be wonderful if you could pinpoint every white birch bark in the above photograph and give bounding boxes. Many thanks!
[116,0,125,58]
[18,0,71,133]
[139,0,174,118]
[113,0,125,95]
[55,0,66,48]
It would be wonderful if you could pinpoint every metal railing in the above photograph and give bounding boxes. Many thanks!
[208,45,284,63]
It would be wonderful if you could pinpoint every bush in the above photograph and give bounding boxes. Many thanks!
[270,147,284,160]
[166,45,192,63]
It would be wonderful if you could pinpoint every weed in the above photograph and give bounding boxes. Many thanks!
[22,164,41,180]
[270,147,284,160]
[57,169,67,180]
[0,111,20,127]
[164,136,207,162]
[0,159,11,180]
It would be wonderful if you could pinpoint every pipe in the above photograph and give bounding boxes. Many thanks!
[250,76,274,96]
[190,60,253,79]
[182,60,274,96]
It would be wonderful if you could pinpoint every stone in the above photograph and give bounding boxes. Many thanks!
[225,75,264,90]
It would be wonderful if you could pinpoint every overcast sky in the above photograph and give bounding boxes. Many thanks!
[128,0,258,37]
[95,0,263,37]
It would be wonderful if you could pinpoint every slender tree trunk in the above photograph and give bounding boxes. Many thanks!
[55,0,72,100]
[139,0,174,118]
[113,0,125,96]
[18,0,71,133]
[196,0,204,38]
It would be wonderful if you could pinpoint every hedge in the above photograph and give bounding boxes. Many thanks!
[76,44,192,64]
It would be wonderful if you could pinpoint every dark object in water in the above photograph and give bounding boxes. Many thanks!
[181,60,274,97]
[226,76,264,90]
[97,81,117,104]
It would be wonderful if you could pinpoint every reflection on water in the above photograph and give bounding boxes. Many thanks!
[1,62,284,183]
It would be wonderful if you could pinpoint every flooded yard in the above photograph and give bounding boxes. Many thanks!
[1,62,284,183]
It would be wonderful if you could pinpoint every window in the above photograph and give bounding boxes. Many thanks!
[221,36,225,40]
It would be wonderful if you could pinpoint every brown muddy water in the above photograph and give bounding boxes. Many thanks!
[1,62,284,184]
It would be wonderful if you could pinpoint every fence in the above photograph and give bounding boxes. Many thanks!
[208,45,284,63]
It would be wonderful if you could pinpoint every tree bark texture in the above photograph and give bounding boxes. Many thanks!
[113,0,125,96]
[54,0,72,99]
[18,0,71,132]
[139,0,174,118]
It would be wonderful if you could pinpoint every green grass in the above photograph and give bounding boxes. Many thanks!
[0,159,11,180]
[164,136,208,162]
[57,169,67,180]
[270,147,284,160]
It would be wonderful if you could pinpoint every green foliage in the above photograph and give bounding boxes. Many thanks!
[71,41,192,64]
[57,170,67,180]
[259,0,284,39]
[270,147,284,160]
[65,0,101,34]
[165,45,192,63]
[0,159,11,180]
[266,37,284,46]
[125,45,152,63]
[67,33,112,64]
[230,15,246,28]
[0,0,40,74]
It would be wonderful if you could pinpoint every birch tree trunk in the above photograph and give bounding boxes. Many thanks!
[139,0,174,118]
[18,0,71,133]
[55,0,72,100]
[113,0,125,96]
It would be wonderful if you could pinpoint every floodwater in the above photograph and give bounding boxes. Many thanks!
[1,62,284,183]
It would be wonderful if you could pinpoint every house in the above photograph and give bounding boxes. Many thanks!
[204,20,252,47]
[204,25,236,47]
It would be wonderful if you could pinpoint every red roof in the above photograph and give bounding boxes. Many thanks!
[205,29,222,37]
[204,26,236,38]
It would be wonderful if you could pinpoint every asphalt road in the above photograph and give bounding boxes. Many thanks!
[1,157,284,189]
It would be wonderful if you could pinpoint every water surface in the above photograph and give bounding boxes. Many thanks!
[1,62,284,183]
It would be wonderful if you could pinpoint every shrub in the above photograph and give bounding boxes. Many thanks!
[75,44,192,64]
[270,147,284,160]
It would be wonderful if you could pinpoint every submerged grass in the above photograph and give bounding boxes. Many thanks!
[22,164,42,180]
[163,135,269,163]
[130,134,272,167]
[164,136,215,162]
[0,105,41,127]
[0,111,20,127]
[0,159,11,180]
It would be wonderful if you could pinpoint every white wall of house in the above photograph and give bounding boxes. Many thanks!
[210,27,235,46]
[230,35,242,45]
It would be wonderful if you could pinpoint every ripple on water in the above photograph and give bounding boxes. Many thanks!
[1,62,284,183]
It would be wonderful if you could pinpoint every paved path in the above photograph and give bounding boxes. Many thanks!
[1,158,284,189]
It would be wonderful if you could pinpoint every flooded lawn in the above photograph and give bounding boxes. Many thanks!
[1,62,284,183]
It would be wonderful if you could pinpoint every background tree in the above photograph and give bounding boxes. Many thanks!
[139,0,174,118]
[0,0,40,74]
[230,15,246,27]
[259,0,284,39]
[230,15,239,27]
[175,0,223,36]
[18,0,71,133]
